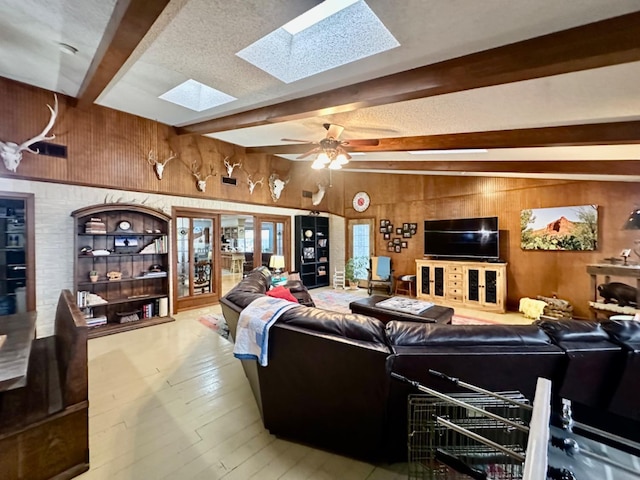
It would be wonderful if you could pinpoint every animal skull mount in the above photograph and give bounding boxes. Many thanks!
[247,175,264,195]
[223,156,241,177]
[190,160,216,192]
[147,150,177,180]
[0,94,58,172]
[312,183,327,206]
[269,173,289,202]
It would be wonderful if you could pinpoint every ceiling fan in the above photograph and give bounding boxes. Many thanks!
[281,123,379,169]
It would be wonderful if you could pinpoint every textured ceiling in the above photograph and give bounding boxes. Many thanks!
[1,0,639,181]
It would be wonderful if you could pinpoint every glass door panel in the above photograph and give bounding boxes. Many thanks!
[176,217,191,299]
[254,217,291,272]
[193,218,213,295]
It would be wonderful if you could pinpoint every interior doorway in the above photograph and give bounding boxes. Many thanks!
[219,213,290,296]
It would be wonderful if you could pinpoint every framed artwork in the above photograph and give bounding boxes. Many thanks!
[384,232,390,240]
[387,241,394,247]
[410,223,417,229]
[403,231,411,238]
[394,245,401,253]
[387,245,394,252]
[393,237,401,245]
[410,228,417,236]
[401,241,408,248]
[403,223,409,230]
[396,227,402,235]
[387,225,394,233]
[521,204,598,251]
[380,219,390,227]
[379,226,386,233]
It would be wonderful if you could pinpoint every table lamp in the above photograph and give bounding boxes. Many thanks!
[269,255,285,275]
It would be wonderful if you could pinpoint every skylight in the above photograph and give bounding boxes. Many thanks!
[236,0,399,84]
[159,79,236,112]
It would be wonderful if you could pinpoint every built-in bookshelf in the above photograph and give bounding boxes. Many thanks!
[71,203,174,338]
[294,216,329,289]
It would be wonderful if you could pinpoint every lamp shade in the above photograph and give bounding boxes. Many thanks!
[269,255,285,270]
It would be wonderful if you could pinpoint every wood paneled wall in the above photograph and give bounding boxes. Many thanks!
[0,78,343,213]
[343,173,640,318]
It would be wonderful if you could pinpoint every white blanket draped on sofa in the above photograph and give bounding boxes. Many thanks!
[233,296,298,366]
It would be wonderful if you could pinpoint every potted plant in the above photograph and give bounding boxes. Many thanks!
[345,257,367,289]
[89,270,98,283]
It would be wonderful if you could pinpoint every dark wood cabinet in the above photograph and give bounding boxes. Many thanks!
[295,216,329,289]
[0,193,34,316]
[71,203,174,338]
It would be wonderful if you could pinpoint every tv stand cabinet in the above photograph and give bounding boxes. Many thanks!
[415,259,507,313]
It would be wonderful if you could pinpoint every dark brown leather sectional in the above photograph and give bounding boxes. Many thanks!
[221,268,640,463]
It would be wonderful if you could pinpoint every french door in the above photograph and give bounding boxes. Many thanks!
[348,218,374,283]
[173,208,219,311]
[255,216,290,272]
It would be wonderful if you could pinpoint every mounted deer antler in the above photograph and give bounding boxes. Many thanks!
[0,94,58,172]
[147,150,176,180]
[247,175,264,195]
[269,173,290,202]
[312,183,327,206]
[223,156,240,177]
[190,159,216,192]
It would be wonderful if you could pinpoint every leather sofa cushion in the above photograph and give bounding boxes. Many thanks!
[386,321,552,347]
[601,320,640,350]
[534,319,610,342]
[278,306,387,345]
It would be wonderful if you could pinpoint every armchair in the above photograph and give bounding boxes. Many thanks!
[367,256,394,295]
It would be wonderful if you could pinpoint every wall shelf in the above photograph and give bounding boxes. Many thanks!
[71,203,174,338]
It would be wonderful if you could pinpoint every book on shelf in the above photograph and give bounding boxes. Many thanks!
[86,315,107,327]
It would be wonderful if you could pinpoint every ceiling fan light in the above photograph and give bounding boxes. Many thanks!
[311,158,326,169]
[317,152,331,164]
[336,153,349,165]
[328,159,342,170]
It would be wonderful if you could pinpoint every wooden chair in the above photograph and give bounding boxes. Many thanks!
[367,256,394,295]
[333,266,345,289]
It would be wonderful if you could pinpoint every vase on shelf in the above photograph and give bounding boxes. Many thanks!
[89,272,98,283]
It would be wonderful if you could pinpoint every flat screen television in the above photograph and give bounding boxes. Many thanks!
[424,217,499,259]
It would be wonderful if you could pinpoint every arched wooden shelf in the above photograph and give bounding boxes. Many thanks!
[71,203,173,338]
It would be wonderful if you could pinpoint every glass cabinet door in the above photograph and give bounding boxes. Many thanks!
[0,193,34,315]
[175,211,219,312]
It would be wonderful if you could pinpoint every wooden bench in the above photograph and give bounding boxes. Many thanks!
[0,290,89,480]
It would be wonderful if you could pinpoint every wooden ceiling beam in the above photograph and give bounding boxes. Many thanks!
[342,160,640,176]
[178,11,640,136]
[76,0,170,108]
[246,121,640,155]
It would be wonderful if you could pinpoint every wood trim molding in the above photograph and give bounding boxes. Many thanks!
[177,12,640,136]
[343,160,640,176]
[246,121,640,155]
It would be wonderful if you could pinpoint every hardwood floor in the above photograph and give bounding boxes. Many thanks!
[78,277,534,480]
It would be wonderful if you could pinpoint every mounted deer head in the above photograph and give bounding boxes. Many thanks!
[190,159,216,192]
[223,156,240,177]
[0,94,58,172]
[247,175,264,195]
[269,173,289,202]
[147,150,176,180]
[312,183,327,206]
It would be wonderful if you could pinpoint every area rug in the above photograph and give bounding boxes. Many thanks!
[198,314,230,340]
[311,288,367,314]
[451,314,499,325]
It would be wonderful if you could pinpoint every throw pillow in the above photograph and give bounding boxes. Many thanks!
[266,285,298,303]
